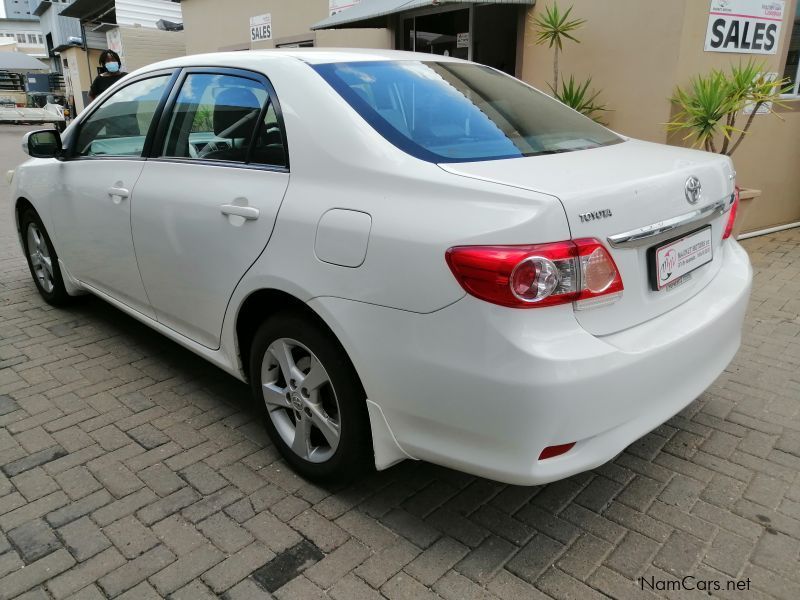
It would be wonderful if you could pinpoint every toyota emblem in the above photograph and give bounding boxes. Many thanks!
[685,176,702,205]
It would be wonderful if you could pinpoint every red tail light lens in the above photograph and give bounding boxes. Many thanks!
[723,187,739,240]
[446,238,623,309]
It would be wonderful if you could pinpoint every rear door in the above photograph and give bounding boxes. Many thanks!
[131,68,290,349]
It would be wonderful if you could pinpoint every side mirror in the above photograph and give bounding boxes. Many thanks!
[22,129,63,159]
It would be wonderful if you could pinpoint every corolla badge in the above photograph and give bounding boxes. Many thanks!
[685,176,702,205]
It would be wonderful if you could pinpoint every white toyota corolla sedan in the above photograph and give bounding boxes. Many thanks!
[10,49,751,485]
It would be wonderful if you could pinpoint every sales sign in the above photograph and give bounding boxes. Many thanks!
[250,13,272,43]
[704,0,785,54]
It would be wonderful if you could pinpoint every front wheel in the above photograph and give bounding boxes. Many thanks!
[249,310,373,482]
[20,208,71,306]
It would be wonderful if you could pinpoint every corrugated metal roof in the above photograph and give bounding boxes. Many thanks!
[61,0,182,27]
[312,0,534,30]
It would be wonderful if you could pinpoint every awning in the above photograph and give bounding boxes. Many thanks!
[0,52,49,71]
[60,0,116,22]
[312,0,534,30]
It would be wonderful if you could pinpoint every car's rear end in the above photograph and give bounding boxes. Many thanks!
[310,55,752,484]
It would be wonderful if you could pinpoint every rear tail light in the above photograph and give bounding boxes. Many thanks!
[445,238,623,309]
[722,186,739,240]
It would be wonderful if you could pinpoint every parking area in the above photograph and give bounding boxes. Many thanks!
[0,123,799,599]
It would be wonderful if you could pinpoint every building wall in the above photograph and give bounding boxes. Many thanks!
[115,0,182,28]
[115,25,184,71]
[520,0,800,232]
[0,17,46,56]
[181,0,389,53]
[182,0,327,52]
[5,0,35,20]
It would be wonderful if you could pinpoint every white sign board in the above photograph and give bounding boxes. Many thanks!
[250,13,272,43]
[330,0,360,16]
[457,33,470,48]
[704,0,785,54]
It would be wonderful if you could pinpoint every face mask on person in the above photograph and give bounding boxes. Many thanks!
[105,61,120,73]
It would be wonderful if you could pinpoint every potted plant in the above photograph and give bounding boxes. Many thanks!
[666,61,792,237]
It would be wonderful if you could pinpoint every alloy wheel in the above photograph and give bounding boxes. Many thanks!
[261,337,341,463]
[26,223,54,293]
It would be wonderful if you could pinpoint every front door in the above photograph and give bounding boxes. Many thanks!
[52,74,173,317]
[131,70,290,349]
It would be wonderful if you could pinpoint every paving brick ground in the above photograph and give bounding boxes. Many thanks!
[1,123,799,598]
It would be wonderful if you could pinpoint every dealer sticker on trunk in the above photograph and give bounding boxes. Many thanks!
[654,226,713,290]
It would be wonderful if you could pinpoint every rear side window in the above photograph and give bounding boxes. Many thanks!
[161,73,287,167]
[314,61,622,163]
[75,76,170,157]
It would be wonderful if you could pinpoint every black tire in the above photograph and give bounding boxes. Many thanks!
[20,208,71,306]
[249,309,373,483]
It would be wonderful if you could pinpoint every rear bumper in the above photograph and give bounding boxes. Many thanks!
[310,240,752,485]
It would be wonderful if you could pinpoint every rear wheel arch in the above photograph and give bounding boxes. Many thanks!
[235,289,360,385]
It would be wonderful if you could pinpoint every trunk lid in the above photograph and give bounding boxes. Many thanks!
[440,139,736,335]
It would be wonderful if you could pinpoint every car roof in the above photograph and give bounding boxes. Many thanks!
[145,48,468,71]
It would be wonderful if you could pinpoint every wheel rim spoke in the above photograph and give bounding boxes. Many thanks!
[271,339,303,384]
[301,356,328,395]
[262,382,291,410]
[40,254,53,277]
[291,415,312,458]
[309,404,340,447]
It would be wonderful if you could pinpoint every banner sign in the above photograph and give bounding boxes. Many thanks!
[250,14,272,43]
[704,0,785,54]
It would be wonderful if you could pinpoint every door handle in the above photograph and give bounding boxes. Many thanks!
[220,204,259,220]
[108,186,129,199]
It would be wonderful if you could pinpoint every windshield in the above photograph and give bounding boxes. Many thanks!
[314,60,622,163]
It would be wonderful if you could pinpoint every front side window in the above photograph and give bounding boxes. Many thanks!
[75,75,170,157]
[161,73,285,166]
[314,61,622,163]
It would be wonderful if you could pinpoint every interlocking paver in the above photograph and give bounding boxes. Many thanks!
[58,516,110,562]
[1,124,799,598]
[6,519,61,564]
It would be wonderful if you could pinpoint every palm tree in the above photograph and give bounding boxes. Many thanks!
[531,3,586,91]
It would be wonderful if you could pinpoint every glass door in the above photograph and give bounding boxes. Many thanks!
[403,8,470,60]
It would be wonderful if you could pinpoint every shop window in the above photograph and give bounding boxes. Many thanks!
[784,5,800,95]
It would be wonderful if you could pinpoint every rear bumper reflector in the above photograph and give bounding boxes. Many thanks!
[538,442,576,460]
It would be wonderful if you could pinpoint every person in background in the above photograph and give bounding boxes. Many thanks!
[88,50,127,101]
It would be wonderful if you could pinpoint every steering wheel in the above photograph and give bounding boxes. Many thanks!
[197,139,229,159]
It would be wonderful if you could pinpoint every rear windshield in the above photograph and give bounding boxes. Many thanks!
[314,60,622,163]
